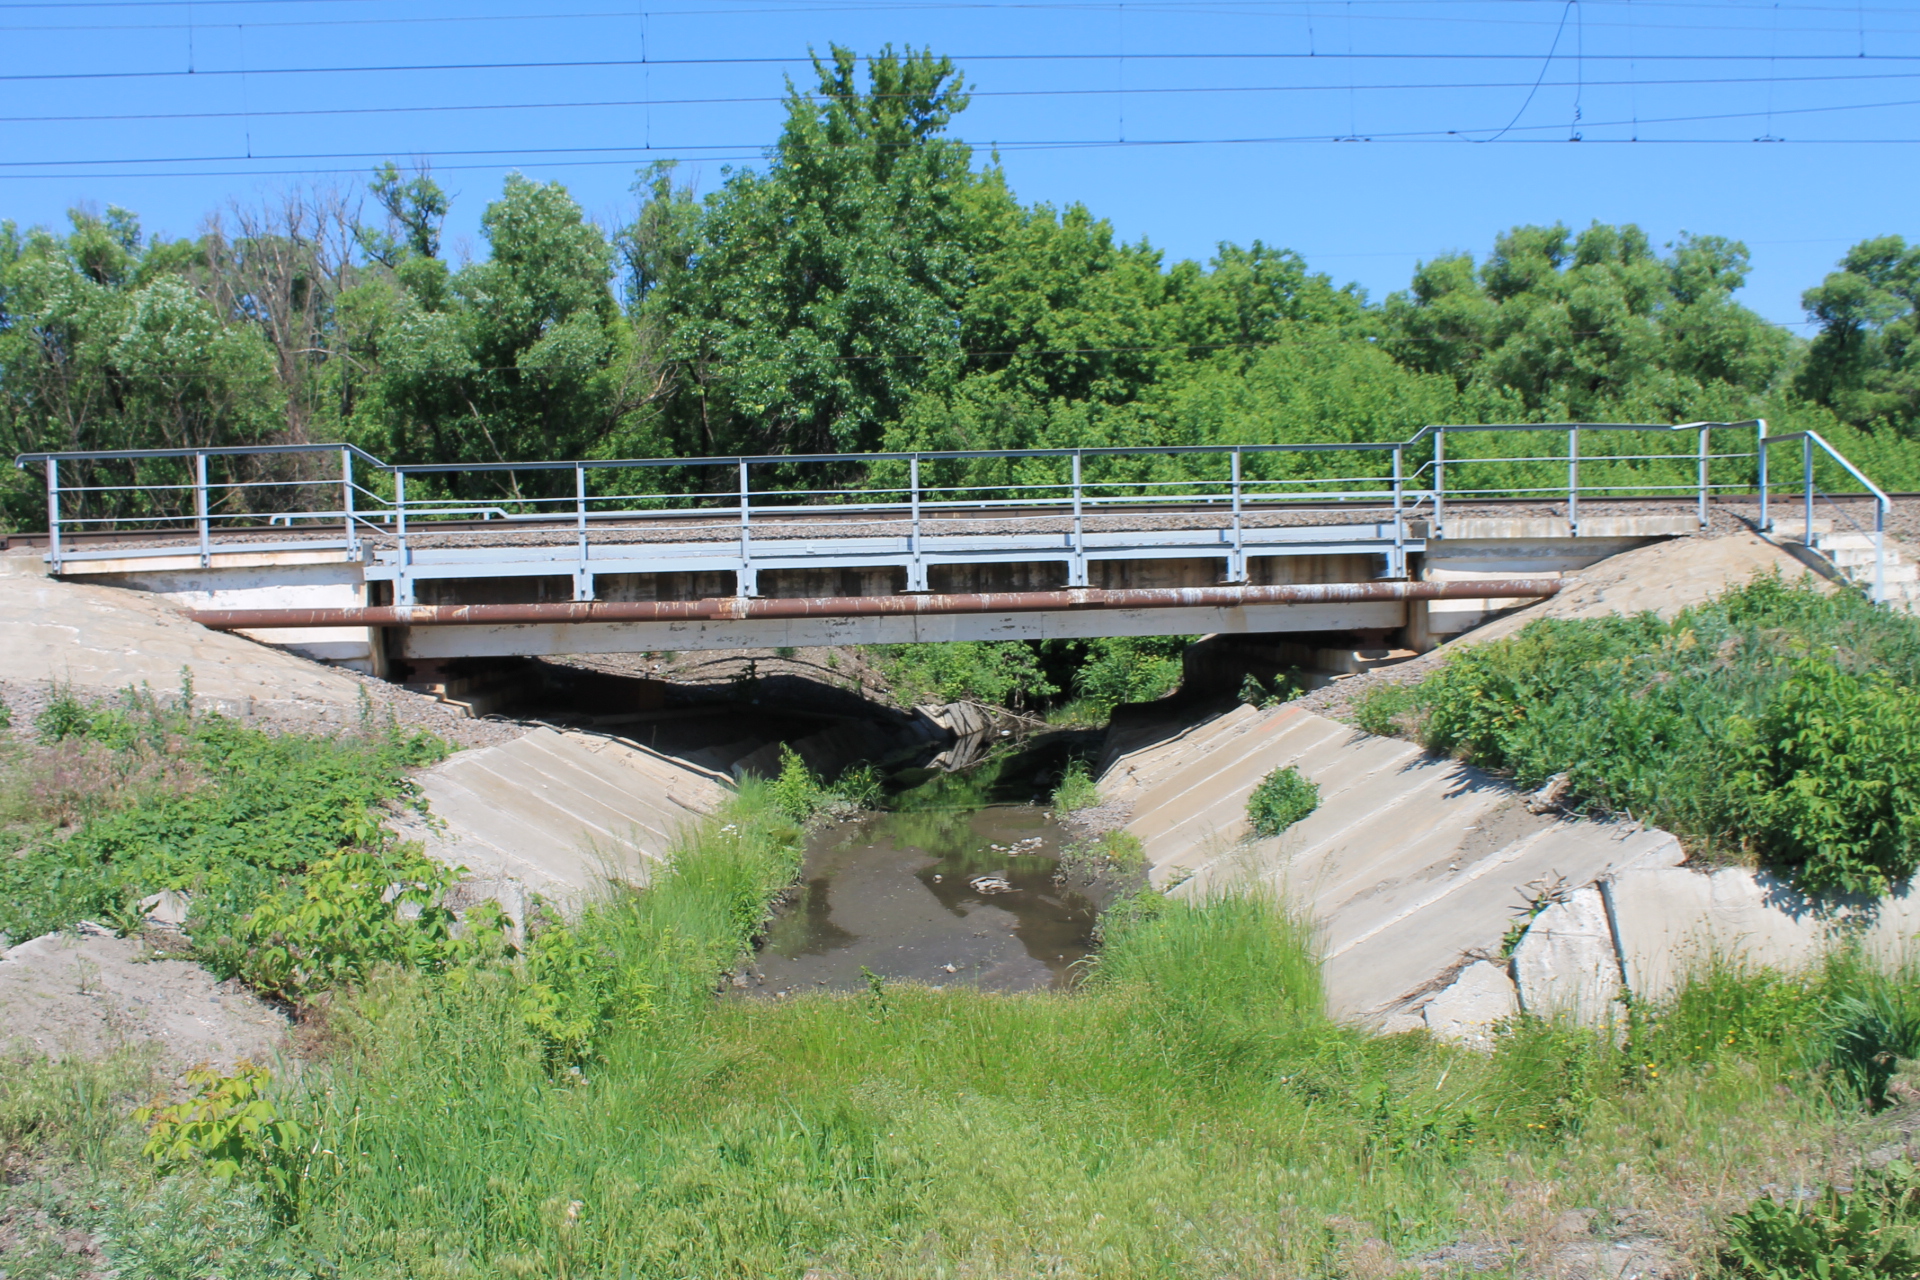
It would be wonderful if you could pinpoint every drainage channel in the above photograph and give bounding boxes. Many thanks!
[734,734,1130,999]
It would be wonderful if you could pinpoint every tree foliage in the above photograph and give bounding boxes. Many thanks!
[4,43,1918,534]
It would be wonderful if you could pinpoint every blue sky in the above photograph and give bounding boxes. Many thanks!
[3,0,1916,329]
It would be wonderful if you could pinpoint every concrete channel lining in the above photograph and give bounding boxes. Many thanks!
[1109,703,1692,1022]
[394,727,733,912]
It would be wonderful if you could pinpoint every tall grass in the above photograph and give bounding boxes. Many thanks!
[262,786,1914,1277]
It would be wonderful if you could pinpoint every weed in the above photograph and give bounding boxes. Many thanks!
[1412,573,1920,892]
[136,1062,306,1225]
[0,686,453,985]
[36,681,95,741]
[1353,683,1420,737]
[1247,764,1320,837]
[1720,1160,1920,1278]
[1051,758,1100,813]
[770,744,825,819]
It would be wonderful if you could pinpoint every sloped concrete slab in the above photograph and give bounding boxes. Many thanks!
[1604,867,1920,1001]
[1512,886,1621,1024]
[1423,961,1518,1048]
[396,727,732,909]
[1112,701,1688,1021]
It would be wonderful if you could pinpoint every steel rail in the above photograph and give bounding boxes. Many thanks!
[187,578,1565,630]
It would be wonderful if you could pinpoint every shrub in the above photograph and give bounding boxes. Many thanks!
[1071,635,1190,711]
[1247,765,1320,837]
[202,826,510,1003]
[864,641,1057,710]
[1407,574,1920,893]
[1731,659,1920,894]
[136,1062,307,1225]
[1720,1161,1920,1279]
[1051,759,1100,813]
[1352,683,1419,737]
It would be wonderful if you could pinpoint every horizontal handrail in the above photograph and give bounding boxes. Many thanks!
[1762,430,1894,507]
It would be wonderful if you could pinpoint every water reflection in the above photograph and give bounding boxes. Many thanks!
[739,738,1113,997]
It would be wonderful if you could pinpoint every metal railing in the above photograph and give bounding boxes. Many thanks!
[15,418,1896,605]
[1757,423,1893,604]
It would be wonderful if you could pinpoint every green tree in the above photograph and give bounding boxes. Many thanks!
[646,45,990,457]
[358,174,669,493]
[1382,222,1788,422]
[1797,235,1920,437]
[0,209,282,530]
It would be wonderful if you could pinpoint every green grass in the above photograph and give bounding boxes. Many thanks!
[12,676,1920,1277]
[228,795,1913,1277]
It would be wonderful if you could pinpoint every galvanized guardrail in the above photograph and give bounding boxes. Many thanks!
[12,419,1892,606]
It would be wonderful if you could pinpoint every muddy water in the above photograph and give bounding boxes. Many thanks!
[740,741,1115,998]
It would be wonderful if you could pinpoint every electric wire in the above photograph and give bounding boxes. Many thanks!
[3,50,1919,86]
[6,68,1903,127]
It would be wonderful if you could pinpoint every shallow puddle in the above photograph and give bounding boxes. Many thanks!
[739,739,1115,998]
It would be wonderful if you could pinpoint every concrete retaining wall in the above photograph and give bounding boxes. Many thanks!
[392,726,734,912]
[1100,702,1684,1023]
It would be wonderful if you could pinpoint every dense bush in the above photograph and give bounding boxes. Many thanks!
[1247,765,1320,838]
[1406,574,1920,892]
[1721,1161,1920,1279]
[864,640,1058,710]
[1068,635,1192,712]
[0,689,451,946]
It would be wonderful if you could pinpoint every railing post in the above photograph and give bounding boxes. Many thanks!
[341,448,359,560]
[908,455,927,592]
[1803,434,1814,543]
[1069,451,1087,588]
[1391,445,1406,579]
[1697,425,1710,530]
[737,459,756,597]
[1228,448,1246,583]
[1566,426,1579,537]
[1756,419,1769,531]
[395,468,413,607]
[1433,428,1446,538]
[44,457,61,573]
[1876,492,1888,605]
[195,451,211,568]
[574,463,592,602]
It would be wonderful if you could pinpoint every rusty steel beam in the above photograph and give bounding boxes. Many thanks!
[188,578,1562,631]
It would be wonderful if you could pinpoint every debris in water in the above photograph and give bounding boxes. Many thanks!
[970,875,1014,894]
[941,964,958,973]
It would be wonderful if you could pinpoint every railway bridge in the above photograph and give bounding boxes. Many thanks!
[13,420,1898,677]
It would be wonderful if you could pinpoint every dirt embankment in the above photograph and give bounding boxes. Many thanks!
[1299,530,1840,724]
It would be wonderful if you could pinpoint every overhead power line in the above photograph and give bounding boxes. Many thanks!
[4,91,1917,174]
[3,50,1919,85]
[6,3,1914,36]
[0,0,1914,12]
[4,70,1912,127]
